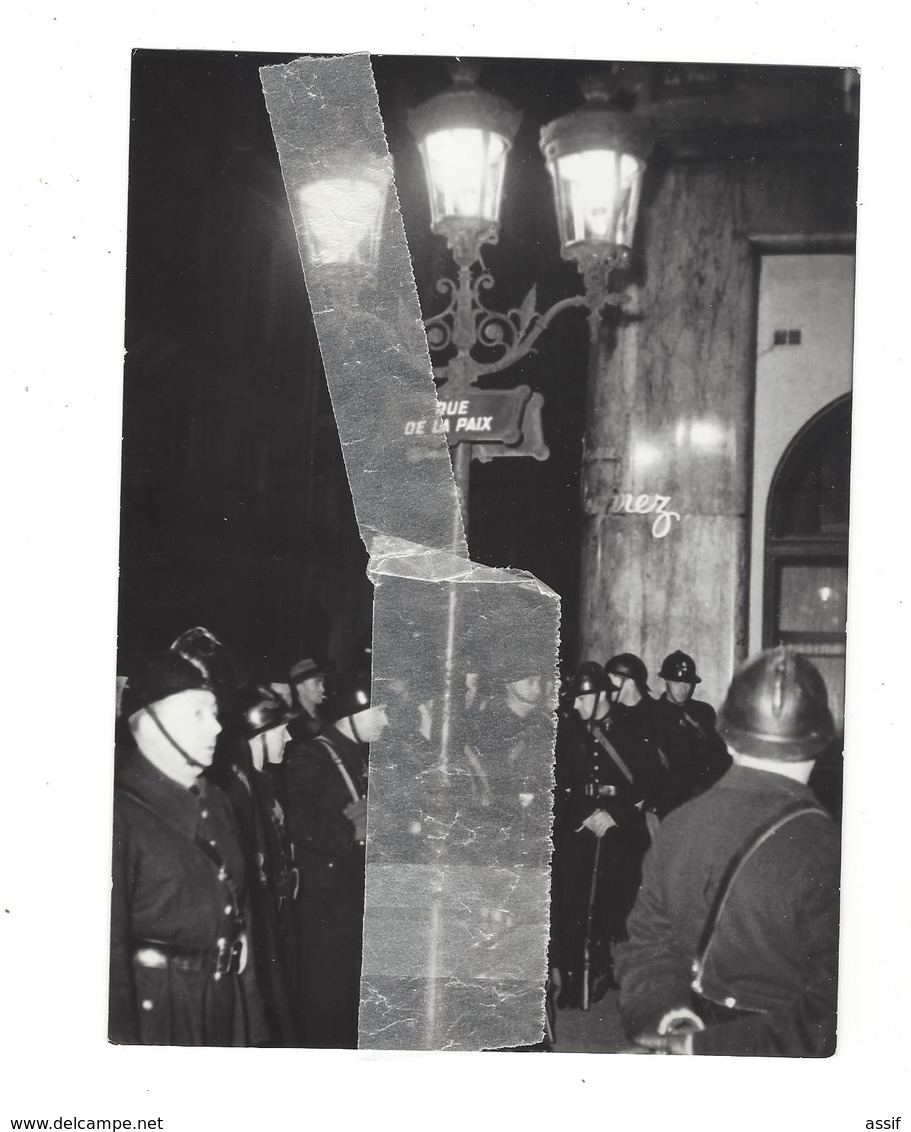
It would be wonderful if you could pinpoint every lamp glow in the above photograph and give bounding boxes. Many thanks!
[418,128,509,228]
[408,77,521,266]
[549,148,645,251]
[297,160,390,273]
[541,103,654,293]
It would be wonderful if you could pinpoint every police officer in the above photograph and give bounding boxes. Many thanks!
[283,674,388,1048]
[615,647,840,1056]
[109,652,268,1045]
[236,683,301,1044]
[651,650,731,817]
[552,662,652,1009]
[600,651,667,850]
[603,653,660,752]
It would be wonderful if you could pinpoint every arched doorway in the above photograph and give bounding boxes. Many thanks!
[763,393,851,741]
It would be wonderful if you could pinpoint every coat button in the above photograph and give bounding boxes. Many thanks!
[724,996,737,1008]
[201,809,209,819]
[141,999,153,1011]
[224,905,233,914]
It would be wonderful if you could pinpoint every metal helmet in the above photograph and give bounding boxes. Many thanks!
[568,661,608,699]
[659,650,701,684]
[331,674,373,722]
[235,683,297,739]
[170,626,245,694]
[717,647,835,761]
[604,653,650,692]
[121,652,212,721]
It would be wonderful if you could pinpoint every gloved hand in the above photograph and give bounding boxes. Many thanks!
[343,797,368,842]
[582,809,616,838]
[658,1008,704,1035]
[634,1030,695,1055]
[635,1007,704,1054]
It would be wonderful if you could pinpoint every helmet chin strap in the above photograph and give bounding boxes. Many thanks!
[610,676,629,709]
[349,713,364,744]
[604,685,622,719]
[145,704,208,772]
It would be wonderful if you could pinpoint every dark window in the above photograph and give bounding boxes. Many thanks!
[764,395,851,744]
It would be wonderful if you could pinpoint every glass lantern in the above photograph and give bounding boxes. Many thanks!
[409,80,521,267]
[417,126,509,232]
[541,106,654,272]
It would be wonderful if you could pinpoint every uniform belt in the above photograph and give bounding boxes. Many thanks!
[584,784,618,798]
[132,936,244,979]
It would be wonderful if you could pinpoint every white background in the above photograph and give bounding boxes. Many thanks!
[6,3,907,1129]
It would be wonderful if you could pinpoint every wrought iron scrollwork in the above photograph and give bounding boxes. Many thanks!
[424,277,458,353]
[426,254,598,389]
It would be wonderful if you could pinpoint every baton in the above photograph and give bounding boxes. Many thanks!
[582,836,603,1012]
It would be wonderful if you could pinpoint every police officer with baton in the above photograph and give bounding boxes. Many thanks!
[552,662,651,1010]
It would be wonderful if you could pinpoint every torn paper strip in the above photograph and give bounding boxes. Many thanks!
[363,538,559,1049]
[261,54,559,1050]
[260,53,465,557]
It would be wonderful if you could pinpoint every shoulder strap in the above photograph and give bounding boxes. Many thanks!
[314,735,362,804]
[680,709,707,739]
[691,801,828,994]
[591,727,635,785]
[648,737,670,772]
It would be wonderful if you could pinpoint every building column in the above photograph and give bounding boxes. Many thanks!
[578,163,754,708]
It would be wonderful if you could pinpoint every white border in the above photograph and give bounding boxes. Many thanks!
[7,2,906,1128]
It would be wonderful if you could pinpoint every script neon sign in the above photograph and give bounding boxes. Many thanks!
[608,493,681,539]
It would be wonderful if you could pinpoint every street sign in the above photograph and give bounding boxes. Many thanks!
[473,391,550,462]
[404,387,533,446]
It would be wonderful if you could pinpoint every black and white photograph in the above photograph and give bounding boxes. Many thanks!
[7,3,909,1129]
[110,46,857,1055]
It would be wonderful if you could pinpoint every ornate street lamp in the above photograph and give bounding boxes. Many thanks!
[408,63,521,268]
[287,66,655,537]
[541,79,654,314]
[408,66,654,529]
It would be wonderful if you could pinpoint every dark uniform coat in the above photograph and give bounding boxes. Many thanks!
[614,764,840,1056]
[252,765,300,1008]
[651,694,731,818]
[109,752,268,1046]
[207,734,299,1045]
[284,723,368,1048]
[551,708,662,983]
[593,696,668,822]
[288,706,321,742]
